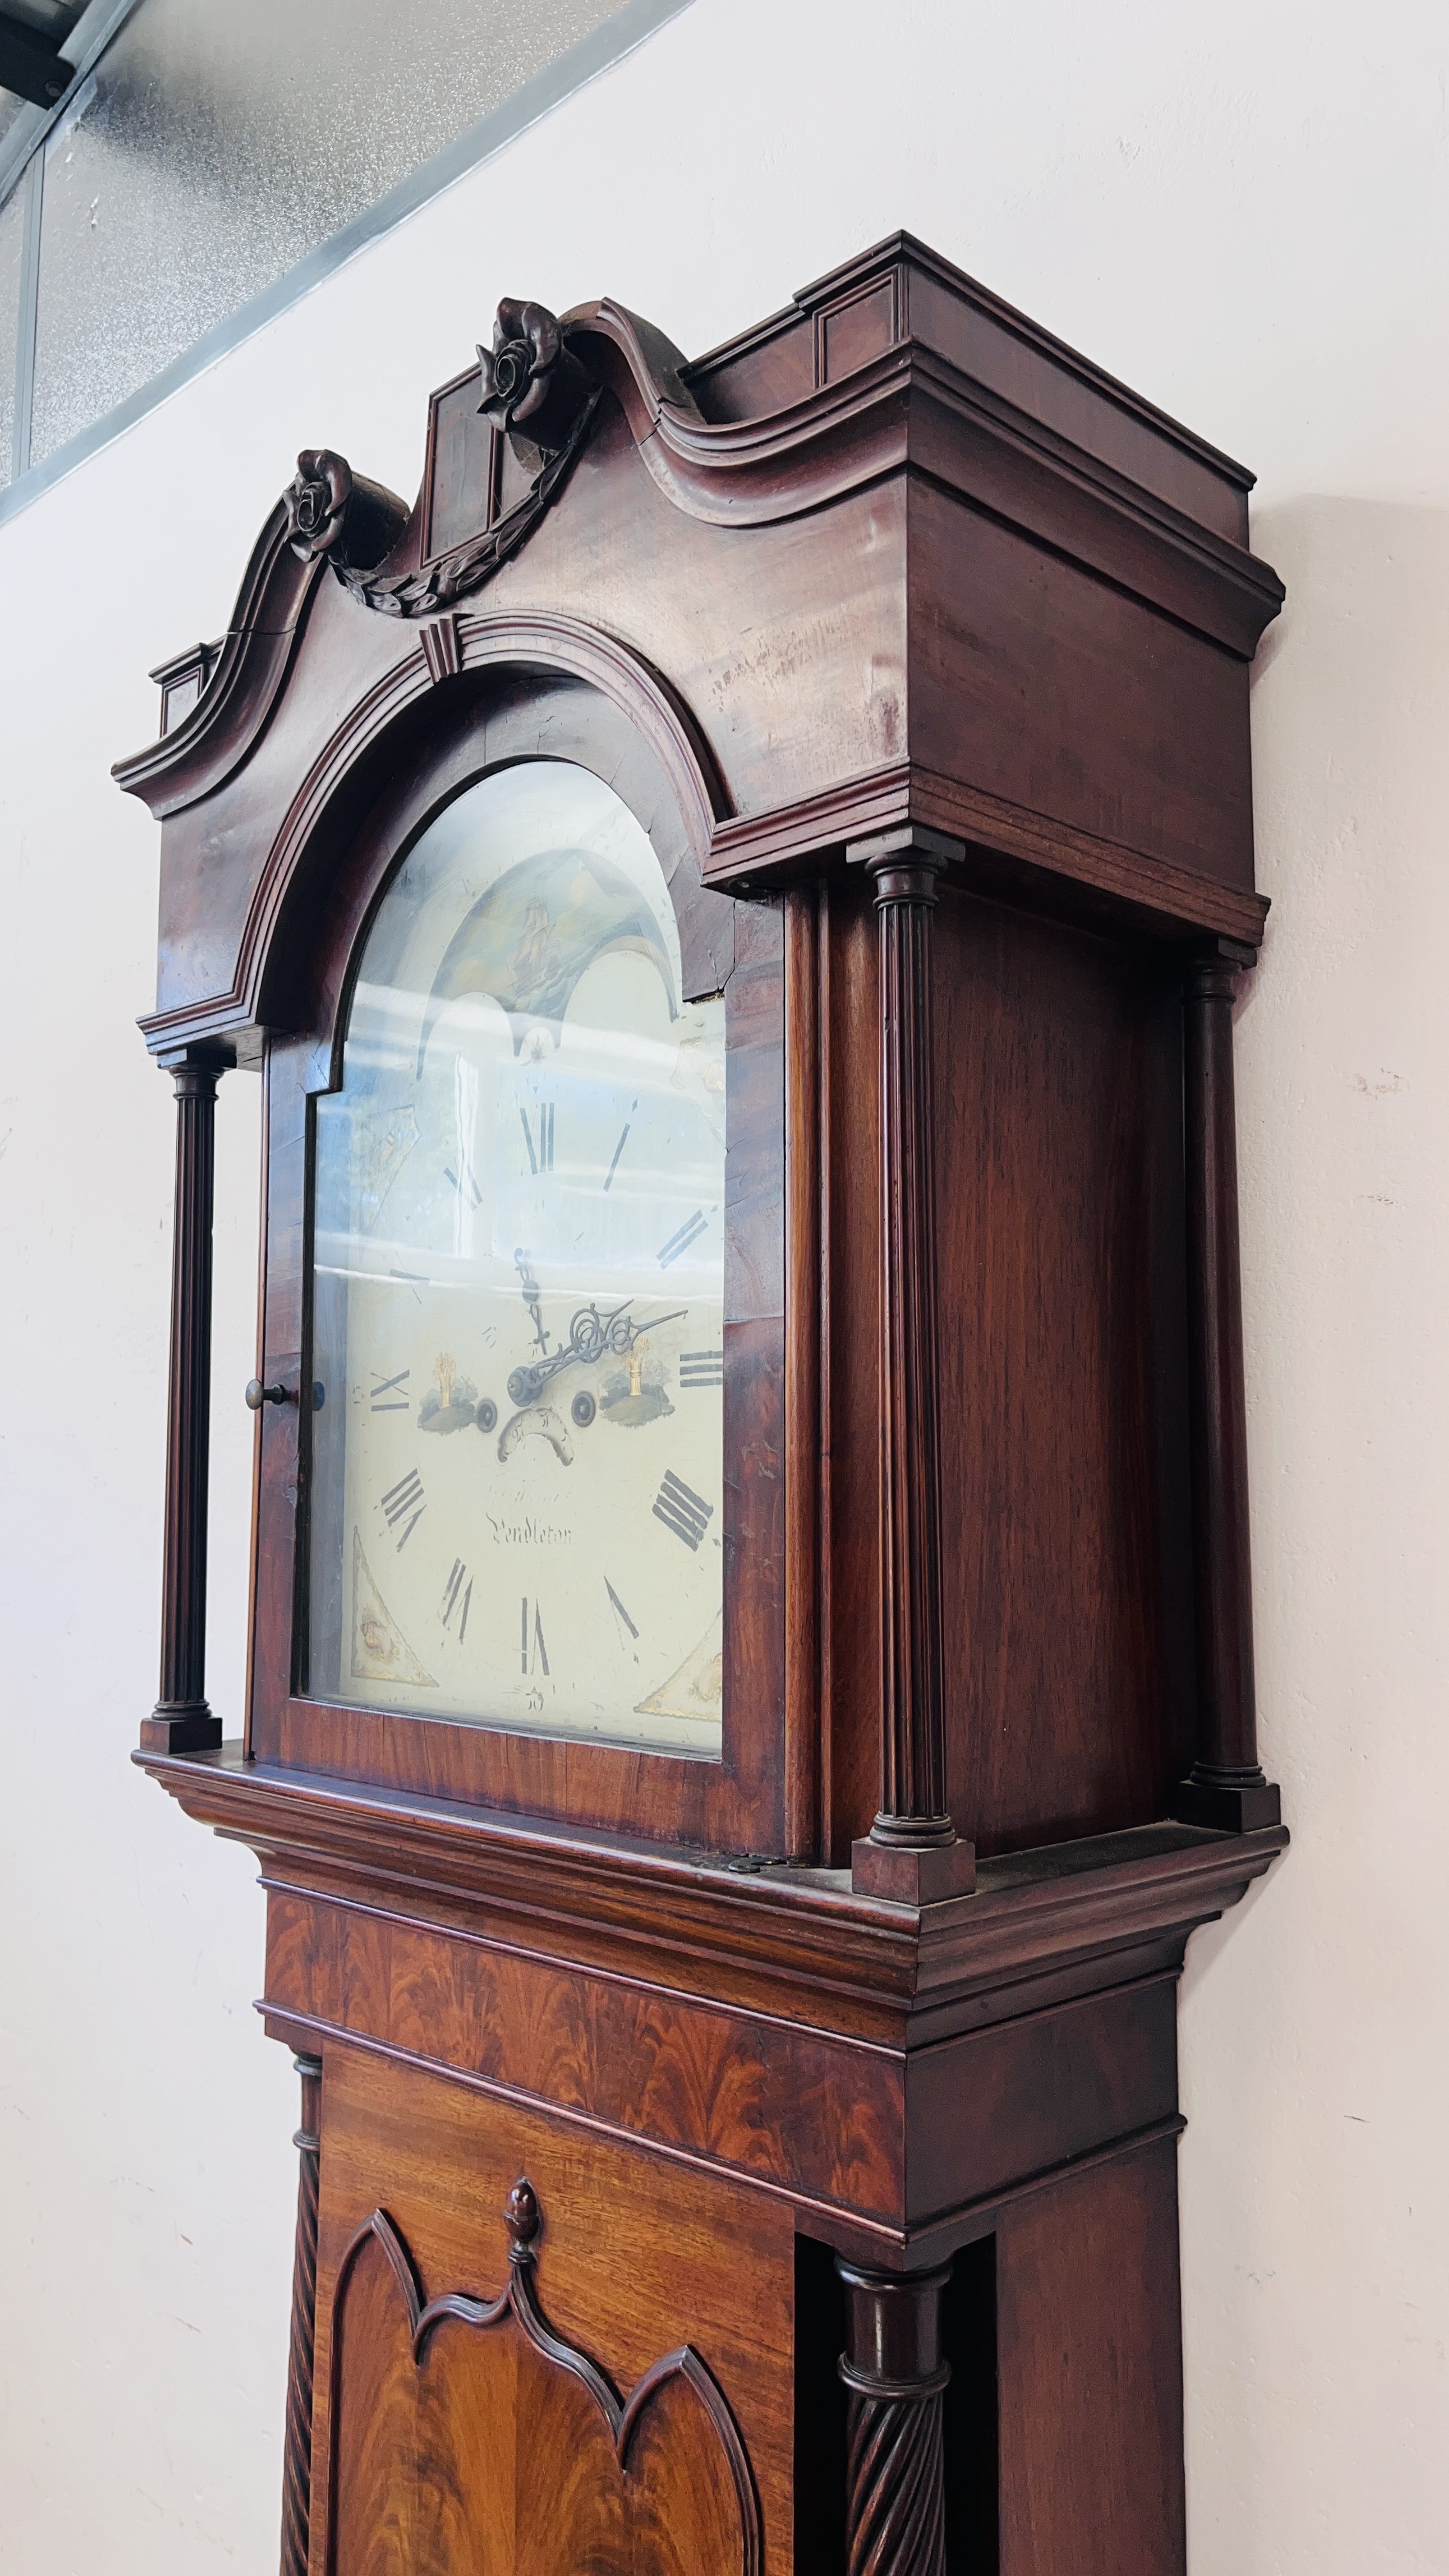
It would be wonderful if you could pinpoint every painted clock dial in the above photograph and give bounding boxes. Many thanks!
[307,761,725,1756]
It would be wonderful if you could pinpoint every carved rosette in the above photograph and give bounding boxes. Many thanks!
[477,296,594,459]
[284,449,352,560]
[284,449,409,575]
[289,299,599,622]
[838,2258,953,2576]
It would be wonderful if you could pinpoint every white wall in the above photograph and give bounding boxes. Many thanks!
[1,1,1444,2565]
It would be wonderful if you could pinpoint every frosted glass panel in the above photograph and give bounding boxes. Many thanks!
[0,182,24,486]
[29,0,625,464]
[0,93,31,160]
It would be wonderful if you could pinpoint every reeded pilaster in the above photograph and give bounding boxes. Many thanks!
[141,1052,224,1754]
[848,828,973,1902]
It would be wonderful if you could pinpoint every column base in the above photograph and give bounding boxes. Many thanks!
[1172,1768,1281,1833]
[852,1834,976,1902]
[139,1701,224,1754]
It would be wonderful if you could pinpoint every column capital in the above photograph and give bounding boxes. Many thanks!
[1184,935,1258,1000]
[167,1059,223,1104]
[847,824,963,905]
[155,1039,233,1082]
[837,2256,952,2576]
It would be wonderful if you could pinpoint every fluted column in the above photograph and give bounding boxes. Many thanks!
[141,1052,224,1754]
[1174,943,1280,1832]
[848,827,974,1903]
[838,2257,952,2576]
[280,2053,322,2576]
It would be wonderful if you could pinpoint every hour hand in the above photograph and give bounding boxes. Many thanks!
[507,1298,631,1407]
[513,1247,549,1353]
[506,1300,684,1408]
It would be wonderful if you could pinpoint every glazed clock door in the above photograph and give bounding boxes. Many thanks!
[307,762,728,1758]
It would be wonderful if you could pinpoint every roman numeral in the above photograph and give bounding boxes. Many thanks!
[380,1466,425,1550]
[678,1349,723,1388]
[370,1367,410,1412]
[440,1558,472,1641]
[604,1577,639,1640]
[652,1470,714,1552]
[520,1595,551,1676]
[604,1096,637,1194]
[519,1103,555,1176]
[658,1209,707,1268]
[445,1153,482,1207]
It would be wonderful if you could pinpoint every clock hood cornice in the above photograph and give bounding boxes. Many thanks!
[118,230,1284,1064]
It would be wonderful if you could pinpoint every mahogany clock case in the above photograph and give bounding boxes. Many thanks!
[119,231,1288,2576]
[121,229,1285,1871]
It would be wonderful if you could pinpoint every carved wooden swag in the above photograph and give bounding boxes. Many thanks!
[328,2177,762,2575]
[284,298,601,620]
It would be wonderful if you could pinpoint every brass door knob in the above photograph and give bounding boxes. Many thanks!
[245,1379,289,1409]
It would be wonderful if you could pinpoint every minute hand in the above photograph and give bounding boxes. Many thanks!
[506,1302,685,1407]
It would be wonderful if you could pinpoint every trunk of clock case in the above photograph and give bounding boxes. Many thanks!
[300,2043,799,2576]
[268,1998,1190,2575]
[820,871,1198,1864]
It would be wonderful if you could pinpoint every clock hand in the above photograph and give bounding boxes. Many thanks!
[513,1247,549,1353]
[505,1301,686,1408]
[506,1298,631,1407]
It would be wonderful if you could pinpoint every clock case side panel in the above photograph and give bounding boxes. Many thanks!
[929,885,1199,1855]
[818,869,1198,1865]
[248,666,801,1859]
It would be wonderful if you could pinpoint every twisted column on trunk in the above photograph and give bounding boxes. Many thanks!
[141,1052,225,1754]
[848,828,974,1903]
[838,2257,953,2576]
[1174,944,1280,1833]
[280,2053,322,2576]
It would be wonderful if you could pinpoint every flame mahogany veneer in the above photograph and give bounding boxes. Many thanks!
[121,234,1286,2575]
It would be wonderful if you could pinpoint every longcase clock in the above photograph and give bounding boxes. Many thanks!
[119,238,1287,2576]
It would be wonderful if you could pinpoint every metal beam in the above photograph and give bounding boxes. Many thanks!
[12,146,42,477]
[0,11,69,106]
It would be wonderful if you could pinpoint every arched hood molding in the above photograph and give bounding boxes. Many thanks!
[139,614,733,1066]
[114,478,410,824]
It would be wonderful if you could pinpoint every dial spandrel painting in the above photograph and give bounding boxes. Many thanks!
[308,762,726,1756]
